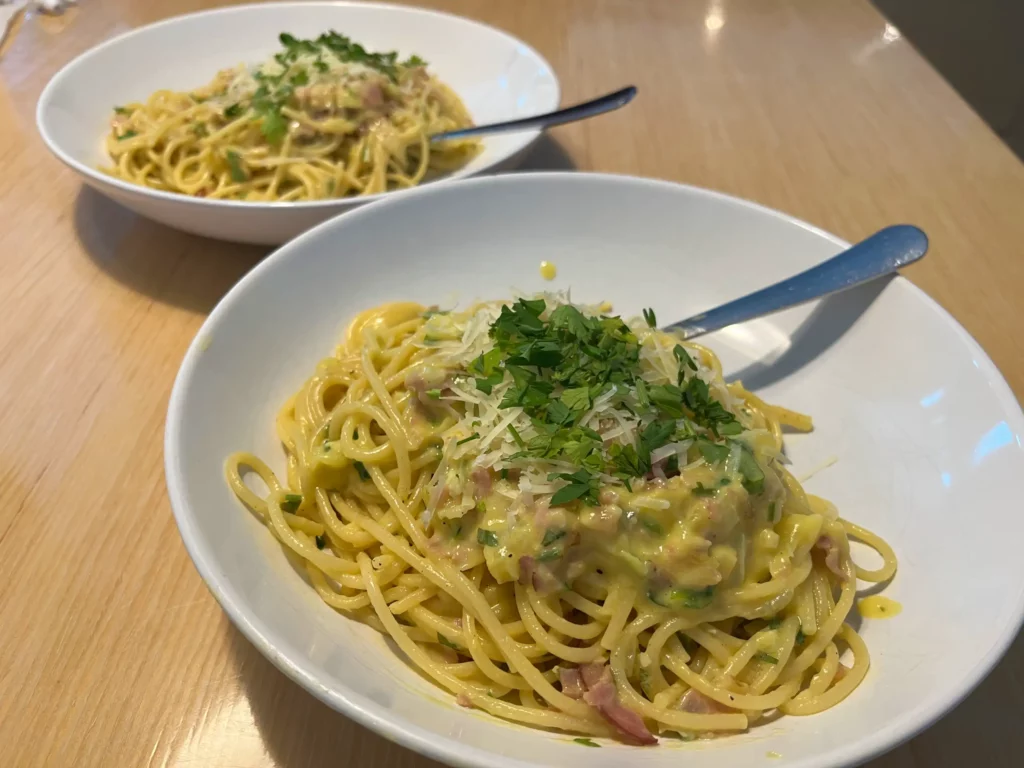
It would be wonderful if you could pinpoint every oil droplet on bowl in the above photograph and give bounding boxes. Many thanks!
[540,261,557,280]
[858,595,902,619]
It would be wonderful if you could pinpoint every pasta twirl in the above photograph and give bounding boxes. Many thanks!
[104,31,479,201]
[226,294,897,745]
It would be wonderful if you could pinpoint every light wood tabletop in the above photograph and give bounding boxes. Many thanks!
[2,1,1023,766]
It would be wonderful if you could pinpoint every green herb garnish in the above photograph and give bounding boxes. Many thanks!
[353,461,370,480]
[117,130,138,141]
[573,738,601,748]
[477,529,499,547]
[315,534,326,549]
[113,106,129,115]
[437,633,461,651]
[461,297,746,503]
[280,493,302,513]
[755,652,779,664]
[549,468,599,506]
[650,585,715,609]
[737,444,765,494]
[456,433,480,446]
[537,548,562,562]
[640,517,664,535]
[642,307,657,328]
[225,150,247,182]
[541,528,566,547]
[223,103,245,118]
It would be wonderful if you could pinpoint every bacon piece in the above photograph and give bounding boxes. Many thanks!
[363,82,384,109]
[815,535,847,580]
[456,693,473,708]
[579,662,606,689]
[677,688,728,714]
[518,556,536,587]
[531,563,561,595]
[471,466,492,499]
[559,667,585,699]
[579,663,657,745]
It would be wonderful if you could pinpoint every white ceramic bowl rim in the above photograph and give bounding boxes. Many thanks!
[166,172,1024,768]
[35,0,559,212]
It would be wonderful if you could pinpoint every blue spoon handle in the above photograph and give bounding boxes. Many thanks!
[665,224,929,340]
[430,86,637,142]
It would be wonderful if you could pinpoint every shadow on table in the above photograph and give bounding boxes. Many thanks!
[73,187,268,315]
[513,134,577,172]
[864,627,1024,767]
[227,624,445,768]
[726,276,892,390]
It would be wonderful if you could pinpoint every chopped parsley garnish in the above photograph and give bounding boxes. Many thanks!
[225,150,248,182]
[796,629,806,645]
[573,738,601,748]
[548,469,600,506]
[477,529,499,547]
[192,123,208,138]
[737,444,765,494]
[767,617,783,629]
[209,31,427,146]
[541,528,566,547]
[280,493,302,513]
[461,297,750,503]
[436,633,461,651]
[755,652,779,664]
[113,106,129,115]
[642,307,657,328]
[649,585,715,609]
[639,516,664,535]
[353,461,370,480]
[537,548,562,562]
[117,130,138,141]
[456,432,480,446]
[451,520,463,539]
[315,534,326,549]
[507,423,526,449]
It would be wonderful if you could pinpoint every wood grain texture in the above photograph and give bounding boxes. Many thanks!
[2,1,1023,766]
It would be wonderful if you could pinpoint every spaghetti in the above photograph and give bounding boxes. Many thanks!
[104,31,479,201]
[226,294,897,745]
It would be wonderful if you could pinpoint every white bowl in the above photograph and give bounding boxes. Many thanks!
[166,173,1024,767]
[36,2,559,245]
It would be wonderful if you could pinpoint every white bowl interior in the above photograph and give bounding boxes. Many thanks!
[166,173,1024,768]
[37,2,559,243]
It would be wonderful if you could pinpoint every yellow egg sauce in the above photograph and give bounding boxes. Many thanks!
[539,261,557,280]
[858,595,902,619]
[454,455,834,612]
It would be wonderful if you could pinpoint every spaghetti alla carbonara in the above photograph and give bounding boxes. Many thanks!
[226,294,897,745]
[104,31,479,201]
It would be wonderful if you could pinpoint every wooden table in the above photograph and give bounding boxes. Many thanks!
[2,1,1023,766]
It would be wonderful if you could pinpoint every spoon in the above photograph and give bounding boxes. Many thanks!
[666,224,929,339]
[431,86,637,142]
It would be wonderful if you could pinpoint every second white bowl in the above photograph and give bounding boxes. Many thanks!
[36,2,559,244]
